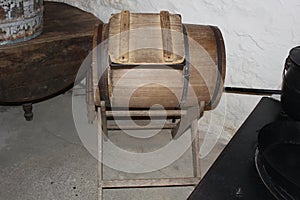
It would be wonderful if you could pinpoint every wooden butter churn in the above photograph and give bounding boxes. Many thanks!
[87,11,226,199]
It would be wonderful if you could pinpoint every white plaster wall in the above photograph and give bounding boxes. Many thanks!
[49,0,300,140]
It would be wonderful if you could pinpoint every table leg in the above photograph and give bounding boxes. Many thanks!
[23,103,33,121]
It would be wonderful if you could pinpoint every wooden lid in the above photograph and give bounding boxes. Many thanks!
[108,11,185,66]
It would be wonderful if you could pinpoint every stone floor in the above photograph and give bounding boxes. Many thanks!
[0,92,227,200]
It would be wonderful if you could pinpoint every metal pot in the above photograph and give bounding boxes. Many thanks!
[0,0,44,45]
[256,121,300,200]
[281,46,300,120]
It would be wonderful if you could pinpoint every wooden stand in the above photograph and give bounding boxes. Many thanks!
[86,67,203,198]
[94,101,203,200]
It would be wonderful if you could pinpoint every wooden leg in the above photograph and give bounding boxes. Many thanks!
[100,101,108,141]
[22,103,33,121]
[95,106,204,198]
[97,108,103,200]
[171,107,199,139]
[191,119,201,178]
[86,67,96,124]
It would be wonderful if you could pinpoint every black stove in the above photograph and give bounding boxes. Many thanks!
[188,97,294,200]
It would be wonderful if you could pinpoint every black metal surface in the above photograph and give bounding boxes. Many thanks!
[188,97,282,200]
[256,121,300,200]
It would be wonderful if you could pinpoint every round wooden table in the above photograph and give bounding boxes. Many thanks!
[0,2,102,120]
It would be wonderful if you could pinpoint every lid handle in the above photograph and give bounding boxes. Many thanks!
[160,11,174,62]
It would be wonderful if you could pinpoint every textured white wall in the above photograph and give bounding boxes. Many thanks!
[50,0,300,140]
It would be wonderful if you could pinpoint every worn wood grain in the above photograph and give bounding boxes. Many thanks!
[94,12,225,110]
[101,177,200,188]
[106,110,186,117]
[160,11,174,62]
[0,2,102,104]
[119,10,130,62]
[108,11,185,65]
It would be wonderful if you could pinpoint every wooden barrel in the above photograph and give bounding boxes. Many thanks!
[94,12,225,111]
[0,0,43,45]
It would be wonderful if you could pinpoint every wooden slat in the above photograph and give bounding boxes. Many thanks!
[107,120,177,130]
[191,119,201,178]
[119,10,130,62]
[101,177,200,189]
[97,108,103,200]
[111,85,210,95]
[171,103,203,139]
[86,66,96,124]
[92,24,101,106]
[160,11,173,62]
[106,110,186,117]
[100,101,108,140]
[111,96,205,110]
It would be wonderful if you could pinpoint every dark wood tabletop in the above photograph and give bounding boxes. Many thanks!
[0,2,102,105]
